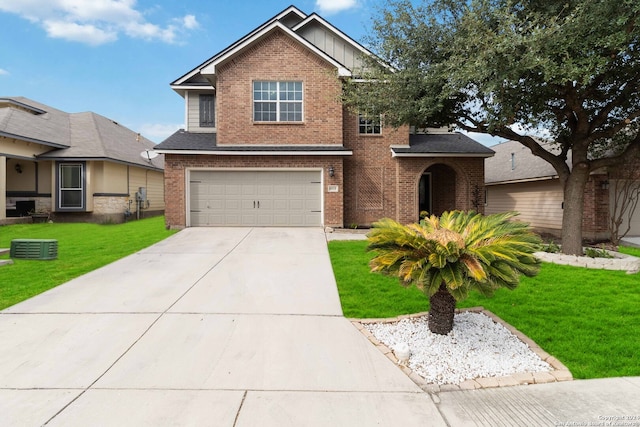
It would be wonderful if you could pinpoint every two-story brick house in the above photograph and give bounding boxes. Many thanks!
[155,6,494,229]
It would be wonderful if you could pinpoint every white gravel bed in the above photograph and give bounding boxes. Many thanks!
[364,311,551,385]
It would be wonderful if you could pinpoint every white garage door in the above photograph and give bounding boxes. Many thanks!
[190,170,322,226]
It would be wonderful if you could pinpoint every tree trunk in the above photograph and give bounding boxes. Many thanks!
[428,283,456,335]
[561,164,591,255]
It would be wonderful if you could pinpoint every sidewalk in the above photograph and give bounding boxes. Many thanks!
[435,377,640,426]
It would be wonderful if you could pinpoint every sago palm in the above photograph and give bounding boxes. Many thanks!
[367,211,541,335]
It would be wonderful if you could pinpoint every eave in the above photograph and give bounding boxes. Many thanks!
[155,148,353,156]
[0,131,69,149]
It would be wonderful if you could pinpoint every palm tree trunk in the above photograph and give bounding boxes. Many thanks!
[428,283,456,335]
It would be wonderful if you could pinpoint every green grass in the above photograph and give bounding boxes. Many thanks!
[619,245,640,258]
[328,240,640,379]
[0,216,176,310]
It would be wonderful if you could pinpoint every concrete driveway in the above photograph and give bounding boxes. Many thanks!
[0,227,442,426]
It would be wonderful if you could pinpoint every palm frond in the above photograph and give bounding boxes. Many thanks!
[366,211,541,302]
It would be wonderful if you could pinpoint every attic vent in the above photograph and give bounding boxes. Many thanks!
[10,239,58,260]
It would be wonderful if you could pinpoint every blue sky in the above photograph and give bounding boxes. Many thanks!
[0,0,501,146]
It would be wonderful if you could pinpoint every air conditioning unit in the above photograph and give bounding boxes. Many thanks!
[10,239,58,260]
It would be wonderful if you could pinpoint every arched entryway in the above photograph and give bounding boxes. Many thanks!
[419,164,457,217]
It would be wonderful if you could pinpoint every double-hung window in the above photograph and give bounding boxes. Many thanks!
[253,81,303,122]
[58,163,85,210]
[359,113,382,135]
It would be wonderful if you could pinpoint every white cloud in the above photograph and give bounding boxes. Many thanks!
[181,14,198,30]
[137,122,183,143]
[43,20,117,45]
[0,0,197,45]
[0,68,9,76]
[316,0,358,14]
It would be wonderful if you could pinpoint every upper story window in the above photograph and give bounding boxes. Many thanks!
[359,113,382,135]
[253,81,303,122]
[199,94,216,127]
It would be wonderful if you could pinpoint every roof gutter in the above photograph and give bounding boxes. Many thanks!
[0,131,69,149]
[391,151,495,158]
[154,149,353,156]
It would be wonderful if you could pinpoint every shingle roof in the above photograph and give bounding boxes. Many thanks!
[0,97,163,170]
[484,140,566,184]
[155,130,217,150]
[391,133,495,157]
[155,129,351,154]
[0,97,70,148]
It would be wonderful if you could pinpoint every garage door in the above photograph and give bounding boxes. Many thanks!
[190,170,322,226]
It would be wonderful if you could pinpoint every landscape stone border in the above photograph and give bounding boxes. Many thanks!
[534,250,640,274]
[351,306,573,393]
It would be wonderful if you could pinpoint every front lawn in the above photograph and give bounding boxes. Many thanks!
[0,216,176,310]
[328,240,640,379]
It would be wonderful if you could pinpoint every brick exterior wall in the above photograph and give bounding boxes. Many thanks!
[216,29,343,146]
[582,173,610,239]
[342,108,485,226]
[342,109,407,226]
[164,28,488,229]
[164,154,344,229]
[395,157,485,225]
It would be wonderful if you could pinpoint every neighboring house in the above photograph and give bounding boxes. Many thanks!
[155,6,494,229]
[485,140,640,239]
[0,97,164,225]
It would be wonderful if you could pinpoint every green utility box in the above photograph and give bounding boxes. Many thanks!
[10,239,58,260]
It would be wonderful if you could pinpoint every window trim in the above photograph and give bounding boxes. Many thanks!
[56,162,86,211]
[358,113,382,135]
[253,81,304,123]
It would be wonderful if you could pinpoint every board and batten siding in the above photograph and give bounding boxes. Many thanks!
[485,179,564,231]
[186,90,216,133]
[298,22,364,71]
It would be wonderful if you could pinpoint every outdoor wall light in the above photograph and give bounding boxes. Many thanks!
[601,181,609,190]
[14,163,22,174]
[328,166,335,177]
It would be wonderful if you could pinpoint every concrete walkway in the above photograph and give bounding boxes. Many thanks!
[1,227,639,426]
[0,228,439,426]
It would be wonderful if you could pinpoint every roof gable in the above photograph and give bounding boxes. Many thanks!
[172,6,308,87]
[200,21,351,78]
[171,5,372,91]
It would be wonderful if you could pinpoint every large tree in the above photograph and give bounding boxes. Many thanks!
[344,0,640,255]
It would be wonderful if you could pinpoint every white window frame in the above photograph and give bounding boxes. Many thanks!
[358,113,382,135]
[253,81,303,122]
[57,162,85,211]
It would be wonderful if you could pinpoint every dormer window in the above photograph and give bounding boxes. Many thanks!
[253,81,303,122]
